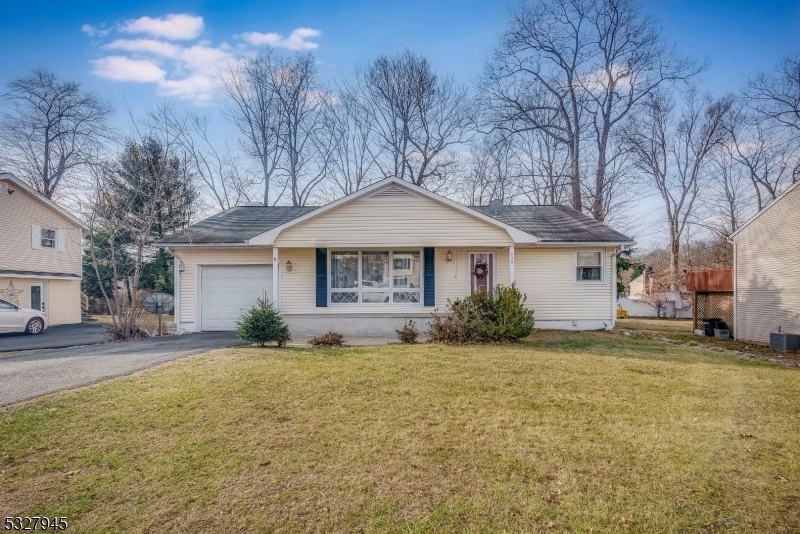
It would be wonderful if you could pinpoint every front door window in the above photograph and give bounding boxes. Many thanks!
[31,284,42,312]
[470,252,494,295]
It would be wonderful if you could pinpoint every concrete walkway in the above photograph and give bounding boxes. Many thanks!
[0,332,247,407]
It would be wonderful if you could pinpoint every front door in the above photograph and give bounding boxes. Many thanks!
[469,251,495,295]
[30,283,44,313]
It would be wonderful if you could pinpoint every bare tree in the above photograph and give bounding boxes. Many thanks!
[623,89,732,288]
[482,0,699,220]
[148,102,257,211]
[0,68,113,199]
[724,101,800,210]
[463,134,520,205]
[356,50,474,191]
[271,53,332,206]
[514,128,572,205]
[706,144,752,235]
[582,0,700,221]
[322,85,379,197]
[747,54,800,134]
[221,50,283,205]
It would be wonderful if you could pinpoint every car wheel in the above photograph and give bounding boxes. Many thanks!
[26,317,44,335]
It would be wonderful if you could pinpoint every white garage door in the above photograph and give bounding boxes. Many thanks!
[201,265,273,331]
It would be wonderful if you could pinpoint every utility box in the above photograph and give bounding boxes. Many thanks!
[770,333,800,352]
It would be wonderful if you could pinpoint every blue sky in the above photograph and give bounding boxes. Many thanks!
[4,0,799,114]
[2,0,800,244]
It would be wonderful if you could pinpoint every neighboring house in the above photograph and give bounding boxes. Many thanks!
[159,178,634,337]
[0,173,87,325]
[729,180,800,343]
[628,272,650,298]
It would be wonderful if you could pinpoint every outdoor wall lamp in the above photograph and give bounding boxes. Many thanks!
[446,250,453,262]
[178,261,185,273]
[286,260,293,273]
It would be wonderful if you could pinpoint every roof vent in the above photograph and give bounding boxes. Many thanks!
[0,183,8,195]
[241,202,263,207]
[371,186,413,199]
[488,199,504,217]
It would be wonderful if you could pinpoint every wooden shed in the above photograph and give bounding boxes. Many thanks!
[686,269,733,333]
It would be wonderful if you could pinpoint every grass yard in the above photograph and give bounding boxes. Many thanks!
[2,331,800,533]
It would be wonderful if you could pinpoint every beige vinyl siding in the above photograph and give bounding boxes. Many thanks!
[0,277,81,325]
[173,247,272,324]
[274,190,513,248]
[734,184,800,343]
[280,247,514,315]
[514,247,614,321]
[0,181,83,275]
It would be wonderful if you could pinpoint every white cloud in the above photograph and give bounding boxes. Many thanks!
[85,15,322,104]
[120,14,204,41]
[81,24,111,37]
[91,56,166,83]
[240,28,321,51]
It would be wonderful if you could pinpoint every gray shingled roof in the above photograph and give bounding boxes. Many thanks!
[160,205,318,244]
[470,205,633,243]
[160,202,632,245]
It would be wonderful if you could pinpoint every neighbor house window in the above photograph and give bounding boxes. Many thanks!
[41,228,56,249]
[330,250,421,305]
[575,251,603,282]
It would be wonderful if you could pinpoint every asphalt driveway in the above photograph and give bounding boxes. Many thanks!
[0,322,108,352]
[0,332,248,407]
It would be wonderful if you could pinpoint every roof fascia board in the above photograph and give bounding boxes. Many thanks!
[522,240,636,247]
[247,178,539,246]
[0,272,82,280]
[729,179,800,239]
[0,173,89,232]
[161,243,263,248]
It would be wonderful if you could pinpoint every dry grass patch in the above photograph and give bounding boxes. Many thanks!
[2,333,800,532]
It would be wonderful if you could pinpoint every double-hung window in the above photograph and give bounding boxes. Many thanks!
[41,228,56,249]
[330,250,422,305]
[575,251,603,282]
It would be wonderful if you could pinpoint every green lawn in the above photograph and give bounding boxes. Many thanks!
[2,331,799,532]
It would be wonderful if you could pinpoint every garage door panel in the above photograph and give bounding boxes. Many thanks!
[201,265,273,331]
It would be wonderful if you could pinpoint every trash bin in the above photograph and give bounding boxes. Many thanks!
[703,318,721,336]
[714,321,730,338]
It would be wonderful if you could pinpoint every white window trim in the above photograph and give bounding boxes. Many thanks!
[328,249,424,306]
[573,249,606,285]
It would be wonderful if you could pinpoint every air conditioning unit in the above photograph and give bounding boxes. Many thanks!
[0,183,8,195]
[770,332,800,352]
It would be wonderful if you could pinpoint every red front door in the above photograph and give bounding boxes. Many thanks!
[469,252,494,295]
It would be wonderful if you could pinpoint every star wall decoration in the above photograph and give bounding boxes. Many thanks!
[0,280,24,306]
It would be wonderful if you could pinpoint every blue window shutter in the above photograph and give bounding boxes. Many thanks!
[316,248,327,307]
[424,248,435,306]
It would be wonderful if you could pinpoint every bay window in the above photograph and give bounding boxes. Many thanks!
[330,250,422,305]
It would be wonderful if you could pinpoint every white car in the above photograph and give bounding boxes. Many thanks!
[0,298,48,334]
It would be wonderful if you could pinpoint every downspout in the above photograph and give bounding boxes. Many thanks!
[610,247,619,330]
[726,235,736,339]
[173,250,181,334]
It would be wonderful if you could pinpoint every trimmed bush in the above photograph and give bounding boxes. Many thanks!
[309,332,345,348]
[428,283,534,344]
[395,320,420,344]
[236,298,291,347]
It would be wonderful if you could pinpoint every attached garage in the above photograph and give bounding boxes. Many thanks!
[200,265,272,331]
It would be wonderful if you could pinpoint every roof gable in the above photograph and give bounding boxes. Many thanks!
[248,178,538,246]
[0,173,88,232]
[730,179,800,239]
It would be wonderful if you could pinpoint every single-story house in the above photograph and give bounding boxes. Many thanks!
[729,180,800,343]
[0,172,87,325]
[159,178,634,337]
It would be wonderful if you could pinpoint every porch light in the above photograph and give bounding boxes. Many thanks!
[446,250,453,262]
[286,260,293,273]
[178,261,185,273]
